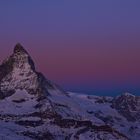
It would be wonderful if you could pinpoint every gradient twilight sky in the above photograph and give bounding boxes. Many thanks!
[0,0,140,96]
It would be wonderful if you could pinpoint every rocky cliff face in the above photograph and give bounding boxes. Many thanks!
[0,44,139,140]
[0,44,59,98]
[112,93,140,122]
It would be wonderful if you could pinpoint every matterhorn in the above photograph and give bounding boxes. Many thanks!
[0,44,139,140]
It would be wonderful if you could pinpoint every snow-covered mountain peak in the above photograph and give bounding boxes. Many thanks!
[122,92,135,97]
[0,44,53,98]
[112,92,140,122]
[12,43,35,71]
[115,92,137,103]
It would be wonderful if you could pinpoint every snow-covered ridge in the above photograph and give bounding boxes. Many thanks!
[0,44,139,140]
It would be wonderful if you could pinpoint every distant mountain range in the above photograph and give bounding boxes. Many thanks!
[0,44,139,140]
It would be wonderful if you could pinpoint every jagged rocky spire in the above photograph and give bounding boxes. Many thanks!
[0,43,51,98]
[12,43,35,71]
[13,43,28,54]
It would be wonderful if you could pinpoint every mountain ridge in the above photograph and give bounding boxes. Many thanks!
[0,43,60,98]
[0,44,139,140]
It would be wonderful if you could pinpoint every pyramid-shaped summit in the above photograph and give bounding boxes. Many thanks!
[0,43,53,98]
[13,43,28,54]
[12,43,35,71]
